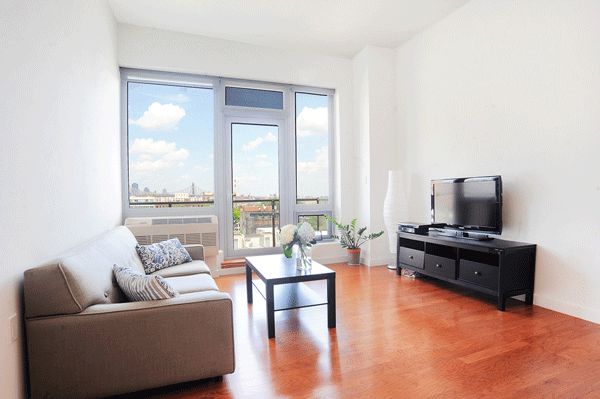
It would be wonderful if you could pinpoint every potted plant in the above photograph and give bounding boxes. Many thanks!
[325,216,384,265]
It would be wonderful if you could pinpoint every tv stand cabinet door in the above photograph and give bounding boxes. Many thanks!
[398,247,424,270]
[458,260,499,290]
[424,254,456,280]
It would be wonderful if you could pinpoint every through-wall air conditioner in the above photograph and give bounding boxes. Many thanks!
[124,215,222,276]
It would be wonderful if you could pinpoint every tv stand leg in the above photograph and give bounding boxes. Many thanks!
[525,290,534,305]
[396,265,402,276]
[497,294,506,311]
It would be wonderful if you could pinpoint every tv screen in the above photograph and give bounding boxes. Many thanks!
[431,176,502,236]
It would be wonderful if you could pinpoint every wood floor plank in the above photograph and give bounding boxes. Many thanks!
[109,263,600,399]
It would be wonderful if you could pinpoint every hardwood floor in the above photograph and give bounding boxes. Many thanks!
[114,263,600,399]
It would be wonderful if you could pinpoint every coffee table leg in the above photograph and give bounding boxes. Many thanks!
[327,276,336,329]
[266,282,275,339]
[246,263,253,304]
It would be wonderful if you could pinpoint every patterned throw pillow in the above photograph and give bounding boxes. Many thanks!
[135,238,193,274]
[113,265,180,301]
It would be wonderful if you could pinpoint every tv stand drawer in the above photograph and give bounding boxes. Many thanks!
[424,254,456,279]
[459,260,499,290]
[399,247,424,269]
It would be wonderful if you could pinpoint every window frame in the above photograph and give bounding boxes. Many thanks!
[222,114,287,259]
[292,86,335,220]
[120,68,219,219]
[120,69,336,256]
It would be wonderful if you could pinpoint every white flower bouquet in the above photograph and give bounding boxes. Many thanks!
[279,222,317,258]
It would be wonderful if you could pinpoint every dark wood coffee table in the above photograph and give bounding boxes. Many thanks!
[245,254,336,339]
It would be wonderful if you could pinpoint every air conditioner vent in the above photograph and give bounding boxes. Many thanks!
[169,234,185,243]
[152,235,169,243]
[150,217,214,225]
[135,235,152,245]
[185,233,202,245]
[125,215,219,258]
[202,232,217,247]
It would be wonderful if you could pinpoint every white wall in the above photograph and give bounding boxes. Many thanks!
[117,23,356,249]
[0,1,120,397]
[396,0,600,322]
[353,47,398,266]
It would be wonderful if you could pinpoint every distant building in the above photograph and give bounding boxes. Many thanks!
[240,205,279,234]
[174,193,189,201]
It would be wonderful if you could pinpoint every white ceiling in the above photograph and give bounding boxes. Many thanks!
[107,0,470,59]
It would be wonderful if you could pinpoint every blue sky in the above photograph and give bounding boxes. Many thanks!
[128,82,214,194]
[128,83,328,198]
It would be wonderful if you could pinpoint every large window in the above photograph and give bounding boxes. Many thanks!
[121,69,334,257]
[123,71,215,212]
[295,92,332,241]
[296,92,329,205]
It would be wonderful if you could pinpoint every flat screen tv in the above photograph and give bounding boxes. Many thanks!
[431,175,502,239]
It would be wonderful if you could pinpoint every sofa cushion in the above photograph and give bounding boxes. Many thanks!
[163,274,219,295]
[24,226,143,319]
[136,238,193,274]
[151,260,211,278]
[114,265,180,301]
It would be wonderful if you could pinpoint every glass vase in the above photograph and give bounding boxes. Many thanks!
[296,245,312,270]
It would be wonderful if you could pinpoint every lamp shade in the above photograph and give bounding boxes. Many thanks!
[383,170,404,254]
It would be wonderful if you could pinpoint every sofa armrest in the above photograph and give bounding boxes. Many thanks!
[26,291,234,399]
[185,244,205,261]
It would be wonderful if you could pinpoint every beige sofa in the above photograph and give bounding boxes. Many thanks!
[23,226,235,399]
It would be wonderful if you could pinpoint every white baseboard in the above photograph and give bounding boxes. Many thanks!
[314,254,349,264]
[534,294,600,325]
[363,256,394,267]
[217,266,245,276]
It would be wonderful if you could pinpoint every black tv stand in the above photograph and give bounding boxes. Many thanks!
[397,232,536,311]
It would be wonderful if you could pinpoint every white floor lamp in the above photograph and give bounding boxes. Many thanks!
[383,170,404,271]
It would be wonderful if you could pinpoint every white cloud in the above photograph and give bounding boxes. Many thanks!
[130,138,176,156]
[243,137,263,151]
[163,148,190,162]
[130,158,172,172]
[256,154,268,159]
[297,107,328,137]
[195,165,212,172]
[178,174,193,181]
[297,146,328,176]
[129,102,186,131]
[242,132,277,151]
[254,160,272,168]
[129,138,189,171]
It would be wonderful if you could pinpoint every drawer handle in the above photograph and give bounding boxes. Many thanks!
[409,255,414,259]
[474,271,481,276]
[436,264,442,268]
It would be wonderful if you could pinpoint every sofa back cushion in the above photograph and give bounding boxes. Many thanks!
[24,226,146,319]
